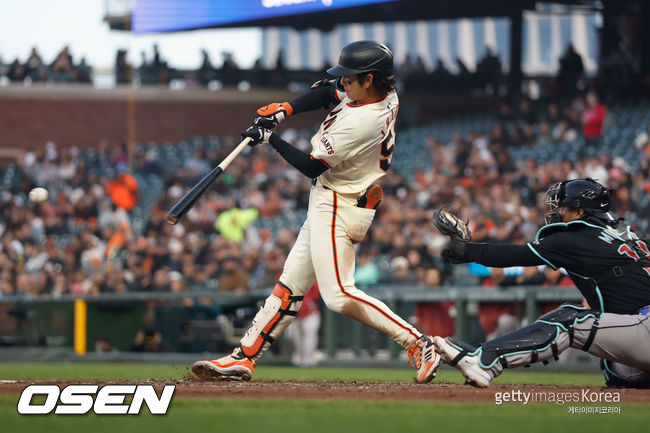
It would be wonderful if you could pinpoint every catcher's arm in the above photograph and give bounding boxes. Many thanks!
[433,207,471,264]
[433,207,546,266]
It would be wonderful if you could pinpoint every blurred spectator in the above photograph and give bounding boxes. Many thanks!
[198,48,216,86]
[77,57,92,83]
[115,49,131,84]
[517,98,537,126]
[355,251,380,287]
[412,267,455,337]
[107,172,138,211]
[391,256,418,285]
[430,59,454,92]
[478,268,521,340]
[582,93,606,147]
[8,59,25,81]
[476,48,503,96]
[218,256,249,293]
[535,121,553,147]
[130,310,171,352]
[557,45,584,97]
[633,125,650,151]
[220,51,240,87]
[214,207,259,243]
[256,247,286,289]
[50,45,77,81]
[24,47,47,81]
[130,328,169,352]
[288,283,321,367]
[95,335,116,354]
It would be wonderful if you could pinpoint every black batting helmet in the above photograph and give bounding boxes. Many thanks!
[544,178,618,224]
[327,40,394,79]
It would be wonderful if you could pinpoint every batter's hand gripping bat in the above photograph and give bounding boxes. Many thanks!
[166,137,252,225]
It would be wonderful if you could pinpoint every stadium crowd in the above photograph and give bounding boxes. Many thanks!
[1,93,649,338]
[1,45,91,83]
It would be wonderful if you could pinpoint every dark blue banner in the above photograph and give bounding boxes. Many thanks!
[133,0,395,33]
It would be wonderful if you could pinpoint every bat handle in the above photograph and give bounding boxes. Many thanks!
[219,137,252,170]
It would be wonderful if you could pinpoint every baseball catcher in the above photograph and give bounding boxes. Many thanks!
[433,178,650,388]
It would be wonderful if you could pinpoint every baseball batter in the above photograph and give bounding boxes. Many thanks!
[192,40,440,383]
[435,178,650,388]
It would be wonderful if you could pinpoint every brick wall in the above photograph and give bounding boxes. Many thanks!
[0,89,323,151]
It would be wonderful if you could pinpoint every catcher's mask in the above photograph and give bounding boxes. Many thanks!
[544,178,618,225]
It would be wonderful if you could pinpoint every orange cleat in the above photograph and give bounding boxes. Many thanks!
[192,348,256,381]
[407,335,441,384]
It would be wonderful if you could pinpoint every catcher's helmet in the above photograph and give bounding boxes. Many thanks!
[544,178,618,224]
[327,40,394,78]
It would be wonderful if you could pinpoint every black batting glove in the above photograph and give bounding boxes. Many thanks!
[241,125,273,147]
[441,238,469,264]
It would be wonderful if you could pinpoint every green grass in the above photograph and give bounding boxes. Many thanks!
[0,362,606,386]
[0,363,638,433]
[1,396,644,433]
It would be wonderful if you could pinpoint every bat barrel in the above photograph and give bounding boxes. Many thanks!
[165,137,251,225]
[166,166,223,224]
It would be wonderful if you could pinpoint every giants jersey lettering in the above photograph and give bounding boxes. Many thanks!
[310,91,399,194]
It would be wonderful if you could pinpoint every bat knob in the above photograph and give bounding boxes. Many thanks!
[166,214,179,225]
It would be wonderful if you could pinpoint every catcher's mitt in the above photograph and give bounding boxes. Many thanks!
[433,207,471,241]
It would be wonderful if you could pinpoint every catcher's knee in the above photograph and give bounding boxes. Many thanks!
[478,304,599,369]
[240,282,303,359]
[538,303,601,351]
[601,359,650,389]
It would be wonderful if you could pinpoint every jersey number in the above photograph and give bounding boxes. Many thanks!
[379,105,398,172]
[617,241,650,277]
[379,131,394,171]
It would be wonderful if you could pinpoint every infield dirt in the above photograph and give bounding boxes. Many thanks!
[0,379,649,403]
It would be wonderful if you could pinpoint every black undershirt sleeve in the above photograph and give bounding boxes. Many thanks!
[269,133,328,178]
[464,242,544,267]
[289,82,340,114]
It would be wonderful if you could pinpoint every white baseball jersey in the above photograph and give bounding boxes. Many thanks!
[310,90,399,194]
[238,88,422,363]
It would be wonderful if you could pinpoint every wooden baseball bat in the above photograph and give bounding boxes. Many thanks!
[166,137,252,225]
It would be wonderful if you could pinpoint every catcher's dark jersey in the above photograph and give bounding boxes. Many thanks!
[527,220,650,314]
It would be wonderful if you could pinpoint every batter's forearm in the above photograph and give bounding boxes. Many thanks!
[269,134,328,178]
[465,243,543,267]
[289,83,339,114]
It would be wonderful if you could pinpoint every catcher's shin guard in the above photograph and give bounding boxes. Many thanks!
[477,304,600,375]
[240,282,303,359]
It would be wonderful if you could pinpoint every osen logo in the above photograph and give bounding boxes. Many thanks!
[17,384,175,415]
